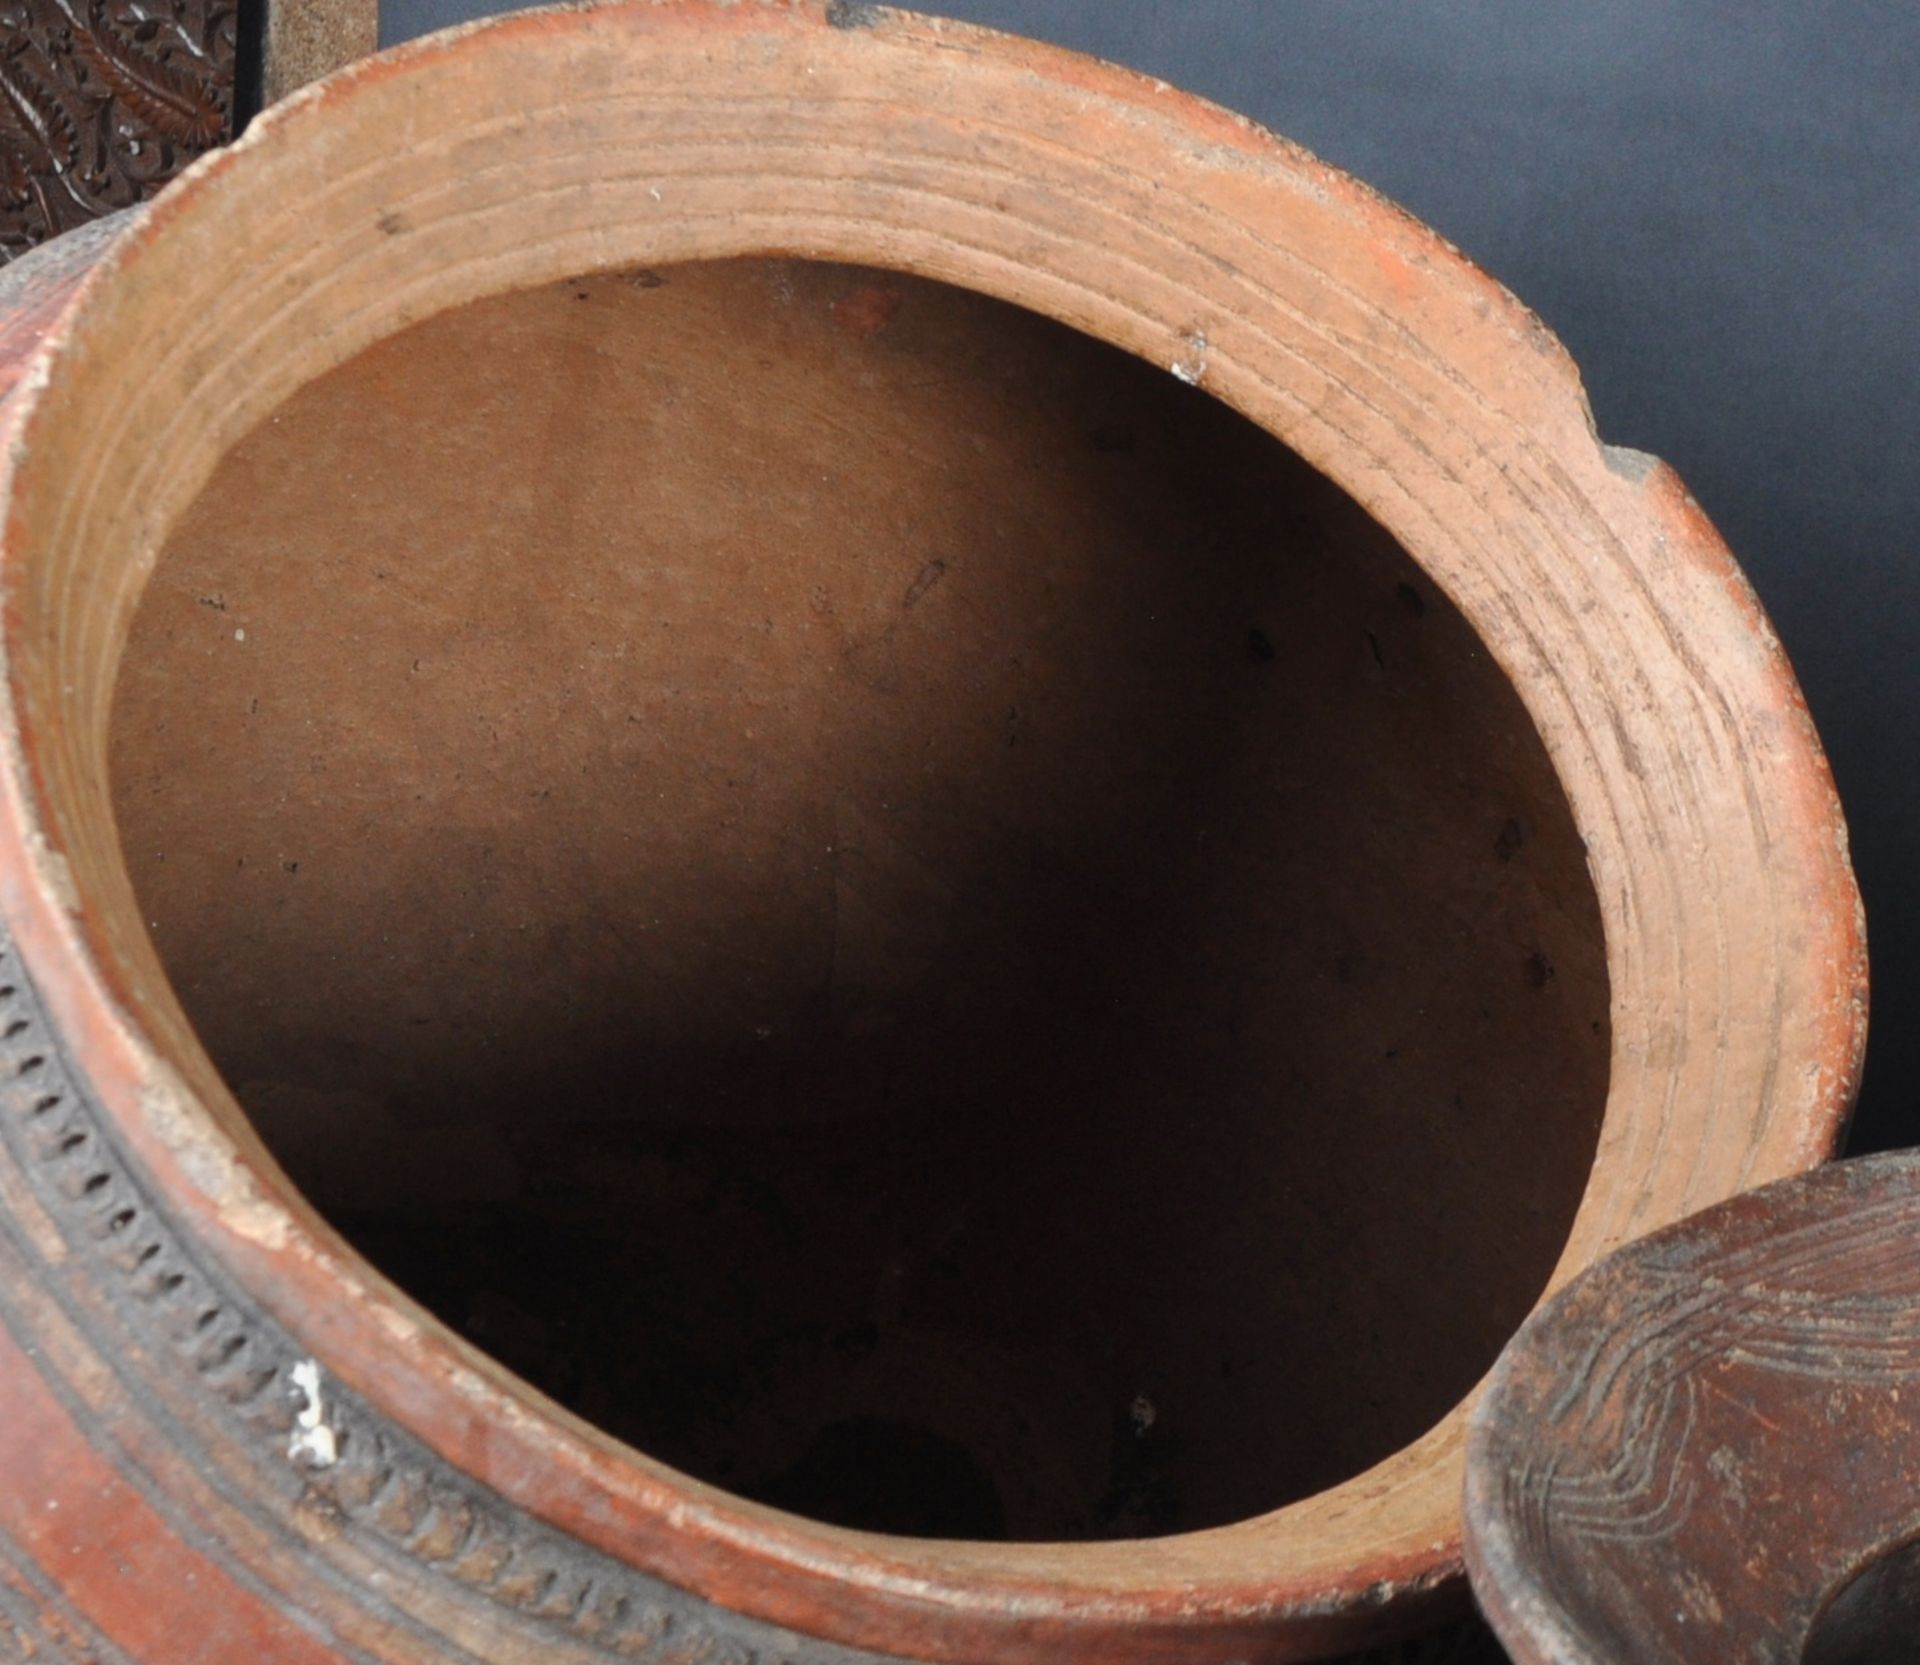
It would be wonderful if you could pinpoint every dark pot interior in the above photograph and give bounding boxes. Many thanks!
[109,257,1609,1542]
[1805,1538,1920,1665]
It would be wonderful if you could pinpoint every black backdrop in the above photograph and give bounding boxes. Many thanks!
[382,0,1920,1153]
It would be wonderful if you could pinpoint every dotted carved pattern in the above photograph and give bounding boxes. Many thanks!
[0,0,232,260]
[0,912,1503,1664]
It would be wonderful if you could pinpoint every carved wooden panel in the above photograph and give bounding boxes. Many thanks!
[0,0,233,260]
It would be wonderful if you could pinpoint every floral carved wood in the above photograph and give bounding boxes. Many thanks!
[0,0,232,260]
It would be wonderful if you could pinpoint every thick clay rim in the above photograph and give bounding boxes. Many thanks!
[0,3,1865,1658]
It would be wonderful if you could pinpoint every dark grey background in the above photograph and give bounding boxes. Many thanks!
[382,0,1920,1153]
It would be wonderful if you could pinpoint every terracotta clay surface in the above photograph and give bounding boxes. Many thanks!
[1466,1154,1920,1665]
[0,3,1866,1661]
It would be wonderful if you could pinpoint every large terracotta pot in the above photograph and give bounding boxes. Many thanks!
[0,4,1865,1661]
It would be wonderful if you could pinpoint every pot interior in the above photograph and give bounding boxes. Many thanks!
[1804,1538,1920,1665]
[108,257,1608,1543]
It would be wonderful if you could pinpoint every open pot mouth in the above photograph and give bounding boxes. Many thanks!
[0,1,1862,1653]
[102,248,1615,1547]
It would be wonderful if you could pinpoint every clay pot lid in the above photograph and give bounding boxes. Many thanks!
[0,3,1864,1657]
[1466,1152,1920,1664]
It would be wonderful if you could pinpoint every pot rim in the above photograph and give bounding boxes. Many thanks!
[0,3,1865,1658]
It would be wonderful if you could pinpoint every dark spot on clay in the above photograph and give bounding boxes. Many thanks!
[1494,817,1525,862]
[197,593,226,611]
[1395,581,1426,617]
[627,269,667,290]
[903,559,947,609]
[377,209,410,238]
[1246,626,1275,663]
[1090,422,1136,454]
[1525,951,1556,989]
[282,861,299,875]
[825,0,883,27]
[574,290,590,301]
[1607,706,1649,780]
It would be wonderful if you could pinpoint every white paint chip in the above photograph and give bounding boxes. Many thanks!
[288,1358,339,1468]
[1170,329,1209,386]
